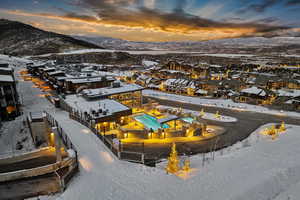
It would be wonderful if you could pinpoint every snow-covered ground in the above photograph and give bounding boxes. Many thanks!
[0,116,35,158]
[3,54,300,200]
[0,54,49,158]
[158,105,237,122]
[0,54,31,65]
[34,49,260,58]
[35,49,207,57]
[201,53,255,58]
[39,112,300,200]
[142,60,159,67]
[143,90,300,118]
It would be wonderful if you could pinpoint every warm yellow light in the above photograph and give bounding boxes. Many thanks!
[49,132,55,146]
[6,106,16,114]
[79,157,93,172]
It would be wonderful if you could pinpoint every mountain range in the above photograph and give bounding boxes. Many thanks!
[1,19,300,56]
[75,33,300,54]
[0,19,102,56]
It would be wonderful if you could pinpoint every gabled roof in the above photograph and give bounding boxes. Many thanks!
[241,86,267,96]
[0,74,14,82]
[82,83,144,99]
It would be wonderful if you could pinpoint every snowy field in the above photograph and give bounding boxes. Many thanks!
[143,90,300,118]
[35,49,206,57]
[35,49,259,58]
[36,114,300,200]
[158,105,238,122]
[200,53,255,58]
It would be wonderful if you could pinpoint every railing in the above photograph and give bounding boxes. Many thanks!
[68,109,147,165]
[44,111,78,162]
[59,96,73,113]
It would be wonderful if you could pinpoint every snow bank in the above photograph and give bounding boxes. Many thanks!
[67,149,76,158]
[158,105,237,122]
[143,89,300,118]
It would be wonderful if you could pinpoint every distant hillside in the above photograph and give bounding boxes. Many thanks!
[75,33,300,54]
[0,19,103,56]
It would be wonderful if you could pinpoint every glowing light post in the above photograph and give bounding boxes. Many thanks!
[279,121,286,133]
[215,111,221,119]
[199,108,205,117]
[52,127,62,162]
[166,143,180,174]
[162,129,166,139]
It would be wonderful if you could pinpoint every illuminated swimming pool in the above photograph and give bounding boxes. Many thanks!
[134,114,169,131]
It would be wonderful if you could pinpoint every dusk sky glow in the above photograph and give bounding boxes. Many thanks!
[1,0,300,41]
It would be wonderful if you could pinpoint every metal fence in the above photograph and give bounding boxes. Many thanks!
[59,96,73,113]
[44,111,79,162]
[68,109,147,165]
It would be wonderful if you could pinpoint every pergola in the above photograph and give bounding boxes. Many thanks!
[157,115,180,130]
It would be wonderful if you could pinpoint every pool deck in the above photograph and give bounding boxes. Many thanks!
[121,125,225,144]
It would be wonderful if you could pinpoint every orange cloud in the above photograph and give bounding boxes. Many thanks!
[2,9,287,42]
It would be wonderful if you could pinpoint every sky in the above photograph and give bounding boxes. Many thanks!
[0,0,300,42]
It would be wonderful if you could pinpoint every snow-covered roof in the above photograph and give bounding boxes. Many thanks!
[241,86,266,96]
[157,115,179,124]
[0,67,13,72]
[195,89,208,94]
[48,70,65,76]
[164,79,189,87]
[275,89,300,97]
[209,64,222,68]
[0,74,14,82]
[82,83,144,98]
[161,69,190,75]
[66,76,114,84]
[148,84,159,88]
[142,60,158,67]
[56,76,68,81]
[65,95,130,118]
[41,67,56,72]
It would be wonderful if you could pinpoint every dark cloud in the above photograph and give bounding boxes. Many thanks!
[236,0,279,14]
[64,13,98,21]
[285,0,300,6]
[64,0,286,34]
[257,17,279,24]
[9,0,289,40]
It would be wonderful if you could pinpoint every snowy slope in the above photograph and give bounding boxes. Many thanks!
[47,113,300,200]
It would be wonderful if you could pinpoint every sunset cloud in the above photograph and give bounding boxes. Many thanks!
[0,0,298,42]
[3,7,287,42]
